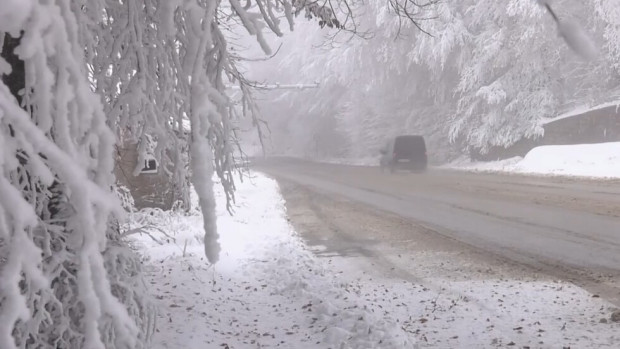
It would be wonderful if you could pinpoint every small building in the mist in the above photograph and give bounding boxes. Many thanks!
[114,139,176,210]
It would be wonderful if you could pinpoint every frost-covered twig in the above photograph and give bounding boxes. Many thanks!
[1,1,153,348]
[121,226,173,245]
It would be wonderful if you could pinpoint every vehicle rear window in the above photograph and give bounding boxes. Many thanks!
[394,136,426,155]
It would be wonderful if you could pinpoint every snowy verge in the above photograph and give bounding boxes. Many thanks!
[319,157,379,167]
[126,172,414,348]
[446,156,524,173]
[447,142,620,179]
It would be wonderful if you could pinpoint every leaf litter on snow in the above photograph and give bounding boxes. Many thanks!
[127,171,619,348]
[127,172,414,348]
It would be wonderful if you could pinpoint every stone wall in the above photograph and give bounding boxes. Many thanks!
[470,104,620,161]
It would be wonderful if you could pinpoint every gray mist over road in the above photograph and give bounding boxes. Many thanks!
[254,158,620,304]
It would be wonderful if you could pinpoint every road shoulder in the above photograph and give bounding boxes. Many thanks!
[275,178,620,348]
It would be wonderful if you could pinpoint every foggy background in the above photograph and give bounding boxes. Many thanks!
[231,1,620,165]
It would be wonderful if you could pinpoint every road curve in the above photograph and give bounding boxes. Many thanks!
[253,157,620,274]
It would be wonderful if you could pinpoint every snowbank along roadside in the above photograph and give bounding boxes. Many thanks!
[126,173,413,348]
[448,142,620,179]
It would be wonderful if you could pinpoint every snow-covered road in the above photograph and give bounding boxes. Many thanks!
[277,179,620,348]
[255,158,620,274]
[128,169,620,348]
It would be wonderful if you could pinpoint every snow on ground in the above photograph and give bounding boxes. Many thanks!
[125,170,620,348]
[320,262,620,348]
[447,155,525,173]
[448,142,620,179]
[321,157,379,167]
[127,173,412,349]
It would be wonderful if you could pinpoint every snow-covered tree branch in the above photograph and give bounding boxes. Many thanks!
[11,0,610,347]
[254,0,618,160]
[5,0,422,347]
[0,1,147,347]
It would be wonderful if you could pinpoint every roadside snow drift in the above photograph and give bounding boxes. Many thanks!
[127,173,413,348]
[516,142,620,178]
[452,142,620,178]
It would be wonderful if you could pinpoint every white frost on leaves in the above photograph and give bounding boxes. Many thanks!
[0,1,136,348]
[0,0,359,347]
[475,81,507,105]
[0,0,34,35]
[77,0,300,268]
[250,0,617,160]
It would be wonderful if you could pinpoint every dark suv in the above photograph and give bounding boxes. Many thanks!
[379,135,428,173]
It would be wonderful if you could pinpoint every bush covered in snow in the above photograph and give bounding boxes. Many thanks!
[0,0,367,347]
